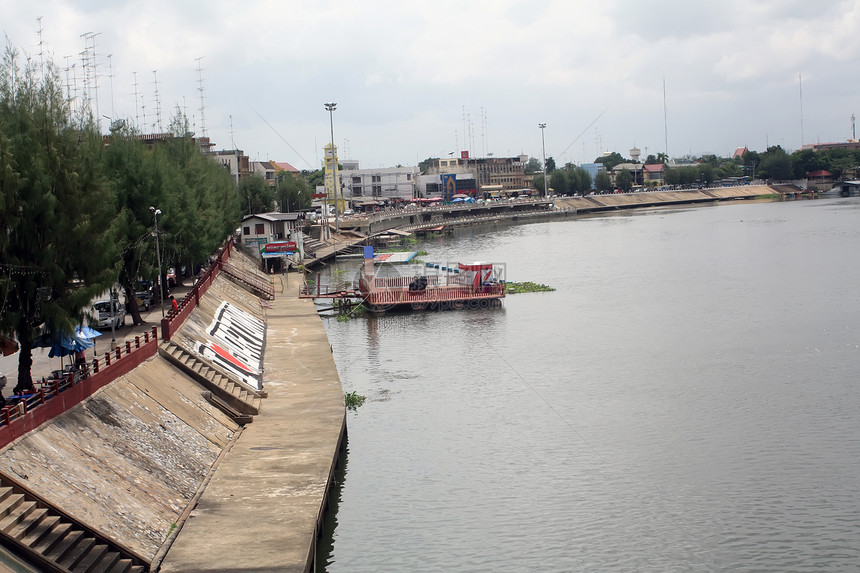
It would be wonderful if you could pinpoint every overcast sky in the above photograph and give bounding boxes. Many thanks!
[5,1,860,169]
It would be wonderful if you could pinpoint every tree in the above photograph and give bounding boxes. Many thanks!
[0,46,119,391]
[525,157,542,174]
[532,173,546,194]
[758,146,792,181]
[616,169,633,191]
[418,157,439,174]
[595,151,625,171]
[239,174,275,215]
[545,156,556,173]
[549,170,568,196]
[566,165,592,195]
[664,167,680,187]
[276,172,312,212]
[594,170,612,192]
[304,169,324,191]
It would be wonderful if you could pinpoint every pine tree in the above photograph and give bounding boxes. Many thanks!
[0,46,119,391]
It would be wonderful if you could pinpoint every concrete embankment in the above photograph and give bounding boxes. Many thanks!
[0,250,346,572]
[160,277,346,572]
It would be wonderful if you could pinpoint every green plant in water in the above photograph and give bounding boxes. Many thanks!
[345,391,367,410]
[505,281,556,294]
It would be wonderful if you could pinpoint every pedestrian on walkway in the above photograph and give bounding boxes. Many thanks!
[170,295,178,313]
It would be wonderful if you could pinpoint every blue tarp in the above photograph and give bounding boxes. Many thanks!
[34,330,95,358]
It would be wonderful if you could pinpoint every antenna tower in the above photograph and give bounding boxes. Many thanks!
[481,107,488,157]
[196,57,208,138]
[80,32,101,130]
[36,17,44,76]
[107,54,115,119]
[133,71,140,129]
[663,76,669,161]
[153,70,163,132]
[799,73,805,148]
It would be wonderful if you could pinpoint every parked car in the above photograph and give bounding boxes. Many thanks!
[93,300,126,328]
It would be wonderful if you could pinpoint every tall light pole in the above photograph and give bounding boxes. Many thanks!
[324,102,339,233]
[150,206,165,317]
[539,123,548,198]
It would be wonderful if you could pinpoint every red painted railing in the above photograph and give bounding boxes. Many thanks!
[161,239,233,341]
[364,282,505,306]
[0,238,236,449]
[0,327,159,448]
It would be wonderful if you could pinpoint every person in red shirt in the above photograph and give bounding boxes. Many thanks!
[170,295,178,313]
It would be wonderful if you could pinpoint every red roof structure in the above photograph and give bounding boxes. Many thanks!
[272,161,299,173]
[733,146,748,159]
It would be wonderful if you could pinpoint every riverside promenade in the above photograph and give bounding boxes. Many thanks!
[160,277,346,572]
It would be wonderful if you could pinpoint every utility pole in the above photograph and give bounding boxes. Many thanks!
[539,123,548,198]
[150,206,165,317]
[325,103,339,233]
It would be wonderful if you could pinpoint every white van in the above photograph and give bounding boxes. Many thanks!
[93,300,127,328]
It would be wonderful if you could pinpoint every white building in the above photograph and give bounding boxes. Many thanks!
[239,212,305,269]
[340,166,418,203]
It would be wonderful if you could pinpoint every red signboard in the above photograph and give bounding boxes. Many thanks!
[263,241,297,253]
[311,193,327,198]
[461,150,470,159]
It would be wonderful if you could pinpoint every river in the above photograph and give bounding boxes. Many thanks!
[317,196,860,572]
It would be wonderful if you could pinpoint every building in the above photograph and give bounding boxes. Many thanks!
[643,163,667,186]
[213,149,252,185]
[251,161,277,185]
[426,154,531,196]
[340,166,419,203]
[239,212,305,268]
[416,172,478,199]
[801,141,860,152]
[612,162,644,187]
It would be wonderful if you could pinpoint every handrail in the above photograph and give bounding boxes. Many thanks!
[0,327,159,448]
[161,238,234,341]
[0,237,237,445]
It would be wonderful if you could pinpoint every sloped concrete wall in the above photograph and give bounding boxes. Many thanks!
[0,273,266,561]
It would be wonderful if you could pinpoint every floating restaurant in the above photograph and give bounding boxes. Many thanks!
[300,247,506,313]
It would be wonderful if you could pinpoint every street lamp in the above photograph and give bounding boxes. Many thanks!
[324,102,338,234]
[539,123,548,198]
[150,206,165,317]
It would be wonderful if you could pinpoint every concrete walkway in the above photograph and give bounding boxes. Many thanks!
[160,277,346,573]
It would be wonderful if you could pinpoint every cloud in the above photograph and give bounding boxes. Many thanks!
[4,0,860,165]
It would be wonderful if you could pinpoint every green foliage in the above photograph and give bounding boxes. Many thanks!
[505,281,556,294]
[567,166,593,195]
[545,156,556,173]
[419,157,439,174]
[239,174,275,215]
[594,151,626,170]
[525,157,542,174]
[0,45,120,390]
[276,172,312,212]
[549,170,568,196]
[344,390,366,410]
[616,169,633,191]
[0,43,240,389]
[594,170,613,191]
[758,146,792,181]
[532,173,546,194]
